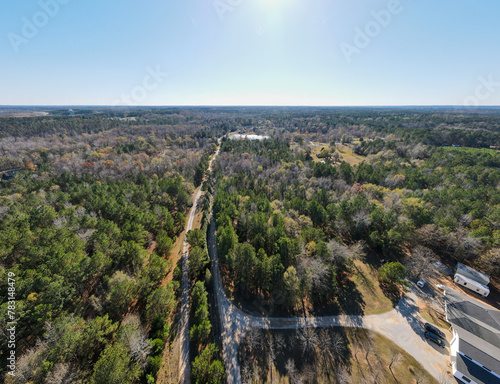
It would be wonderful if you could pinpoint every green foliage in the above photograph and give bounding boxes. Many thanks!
[283,266,301,308]
[78,315,119,364]
[195,154,210,186]
[106,271,138,321]
[378,262,409,288]
[145,284,176,326]
[189,246,209,280]
[156,230,174,257]
[187,228,206,248]
[144,253,169,289]
[190,318,212,344]
[91,341,141,384]
[191,344,225,384]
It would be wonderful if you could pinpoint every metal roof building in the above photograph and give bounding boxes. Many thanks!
[456,263,491,287]
[444,288,500,384]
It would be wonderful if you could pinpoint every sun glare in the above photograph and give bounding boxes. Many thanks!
[261,0,286,7]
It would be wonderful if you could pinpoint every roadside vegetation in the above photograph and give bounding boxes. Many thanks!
[186,193,225,384]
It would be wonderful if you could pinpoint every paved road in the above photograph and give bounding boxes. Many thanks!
[207,218,451,383]
[178,145,220,384]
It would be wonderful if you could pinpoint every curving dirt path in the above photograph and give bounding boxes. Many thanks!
[178,144,220,384]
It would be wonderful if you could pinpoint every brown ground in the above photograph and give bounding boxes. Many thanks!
[157,187,206,384]
[239,328,438,384]
[161,187,204,287]
[431,271,500,310]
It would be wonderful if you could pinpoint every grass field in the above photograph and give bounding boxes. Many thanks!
[239,328,438,384]
[420,305,450,330]
[335,143,366,165]
[351,260,394,315]
[291,142,365,165]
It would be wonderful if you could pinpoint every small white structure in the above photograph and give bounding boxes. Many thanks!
[230,134,269,141]
[454,273,490,298]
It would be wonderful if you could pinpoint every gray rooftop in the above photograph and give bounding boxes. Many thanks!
[456,262,490,286]
[444,288,500,382]
[460,339,500,375]
[456,354,500,384]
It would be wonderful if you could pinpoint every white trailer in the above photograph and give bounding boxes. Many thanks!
[455,263,490,286]
[454,273,490,298]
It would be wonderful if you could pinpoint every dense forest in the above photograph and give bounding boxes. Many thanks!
[0,112,220,383]
[0,107,499,383]
[211,112,500,316]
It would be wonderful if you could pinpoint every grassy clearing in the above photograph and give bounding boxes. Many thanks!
[419,305,450,330]
[291,142,365,165]
[351,260,394,315]
[156,334,179,384]
[335,143,365,165]
[239,328,438,384]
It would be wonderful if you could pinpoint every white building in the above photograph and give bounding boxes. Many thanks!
[444,288,500,384]
[456,263,490,286]
[229,134,269,141]
[454,274,490,298]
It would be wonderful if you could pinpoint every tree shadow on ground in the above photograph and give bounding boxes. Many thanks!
[395,293,426,341]
[336,279,366,316]
[380,282,403,307]
[239,327,353,384]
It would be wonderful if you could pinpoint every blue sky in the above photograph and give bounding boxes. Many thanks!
[1,0,499,106]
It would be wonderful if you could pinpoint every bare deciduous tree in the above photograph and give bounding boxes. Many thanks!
[274,333,285,354]
[318,329,332,353]
[388,350,403,378]
[285,358,297,377]
[44,363,76,384]
[406,245,437,280]
[331,332,347,360]
[298,328,319,357]
[120,314,152,368]
[246,328,262,352]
